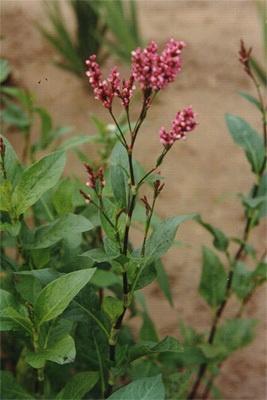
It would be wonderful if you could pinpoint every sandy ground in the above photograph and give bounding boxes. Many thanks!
[1,0,267,399]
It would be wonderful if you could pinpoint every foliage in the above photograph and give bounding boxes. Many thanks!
[39,0,142,78]
[0,37,266,400]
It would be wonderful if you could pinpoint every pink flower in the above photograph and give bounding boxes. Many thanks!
[159,106,197,147]
[85,56,135,109]
[131,39,186,91]
[118,75,135,108]
[86,56,121,109]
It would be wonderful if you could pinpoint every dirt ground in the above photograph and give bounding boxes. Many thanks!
[1,0,266,399]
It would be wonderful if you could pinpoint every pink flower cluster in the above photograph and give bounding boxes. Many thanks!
[85,39,186,109]
[131,38,186,91]
[85,55,135,109]
[159,106,197,147]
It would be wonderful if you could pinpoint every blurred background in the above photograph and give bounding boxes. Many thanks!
[1,1,266,398]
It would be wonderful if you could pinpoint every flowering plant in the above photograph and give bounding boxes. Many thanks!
[0,39,266,400]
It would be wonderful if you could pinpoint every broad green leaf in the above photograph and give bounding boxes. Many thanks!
[102,296,123,322]
[90,270,120,287]
[15,274,42,304]
[196,216,229,252]
[107,375,165,400]
[52,179,74,215]
[26,214,94,249]
[242,195,267,209]
[225,114,265,174]
[129,336,182,362]
[214,318,257,353]
[252,261,267,285]
[140,311,158,343]
[0,221,21,236]
[26,334,75,368]
[0,370,34,399]
[56,371,99,400]
[1,98,30,129]
[12,151,66,216]
[34,268,96,325]
[0,59,11,83]
[198,343,227,360]
[0,181,12,212]
[155,260,173,306]
[16,268,61,286]
[232,262,254,300]
[110,164,128,207]
[145,214,196,261]
[0,135,22,184]
[0,290,18,330]
[199,247,227,307]
[0,307,33,334]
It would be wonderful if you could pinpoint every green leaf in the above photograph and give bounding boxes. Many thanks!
[26,334,75,368]
[1,98,31,129]
[0,59,11,83]
[90,270,120,287]
[238,91,262,111]
[34,268,96,325]
[107,375,165,400]
[252,261,267,285]
[0,289,18,330]
[0,221,21,236]
[26,214,94,249]
[0,135,22,184]
[0,181,12,212]
[102,296,123,322]
[110,164,128,207]
[56,371,99,400]
[145,214,196,261]
[52,179,74,215]
[15,274,42,304]
[0,370,35,399]
[225,114,265,174]
[154,259,173,306]
[232,262,254,300]
[214,318,257,353]
[258,174,267,219]
[129,336,182,362]
[0,307,33,334]
[199,247,227,307]
[196,216,229,252]
[140,311,158,343]
[12,151,66,216]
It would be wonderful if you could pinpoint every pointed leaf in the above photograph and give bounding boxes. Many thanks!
[12,151,66,216]
[34,268,96,325]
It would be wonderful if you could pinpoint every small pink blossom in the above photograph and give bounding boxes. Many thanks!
[117,75,135,108]
[85,56,134,109]
[86,56,120,109]
[131,38,186,91]
[159,106,197,147]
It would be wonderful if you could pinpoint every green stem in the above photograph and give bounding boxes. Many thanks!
[141,196,157,257]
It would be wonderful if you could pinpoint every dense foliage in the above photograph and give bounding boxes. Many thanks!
[0,37,266,400]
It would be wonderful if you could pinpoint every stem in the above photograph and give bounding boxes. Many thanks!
[109,109,128,148]
[187,58,267,400]
[141,196,156,257]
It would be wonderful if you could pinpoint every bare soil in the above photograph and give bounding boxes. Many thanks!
[1,1,266,399]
